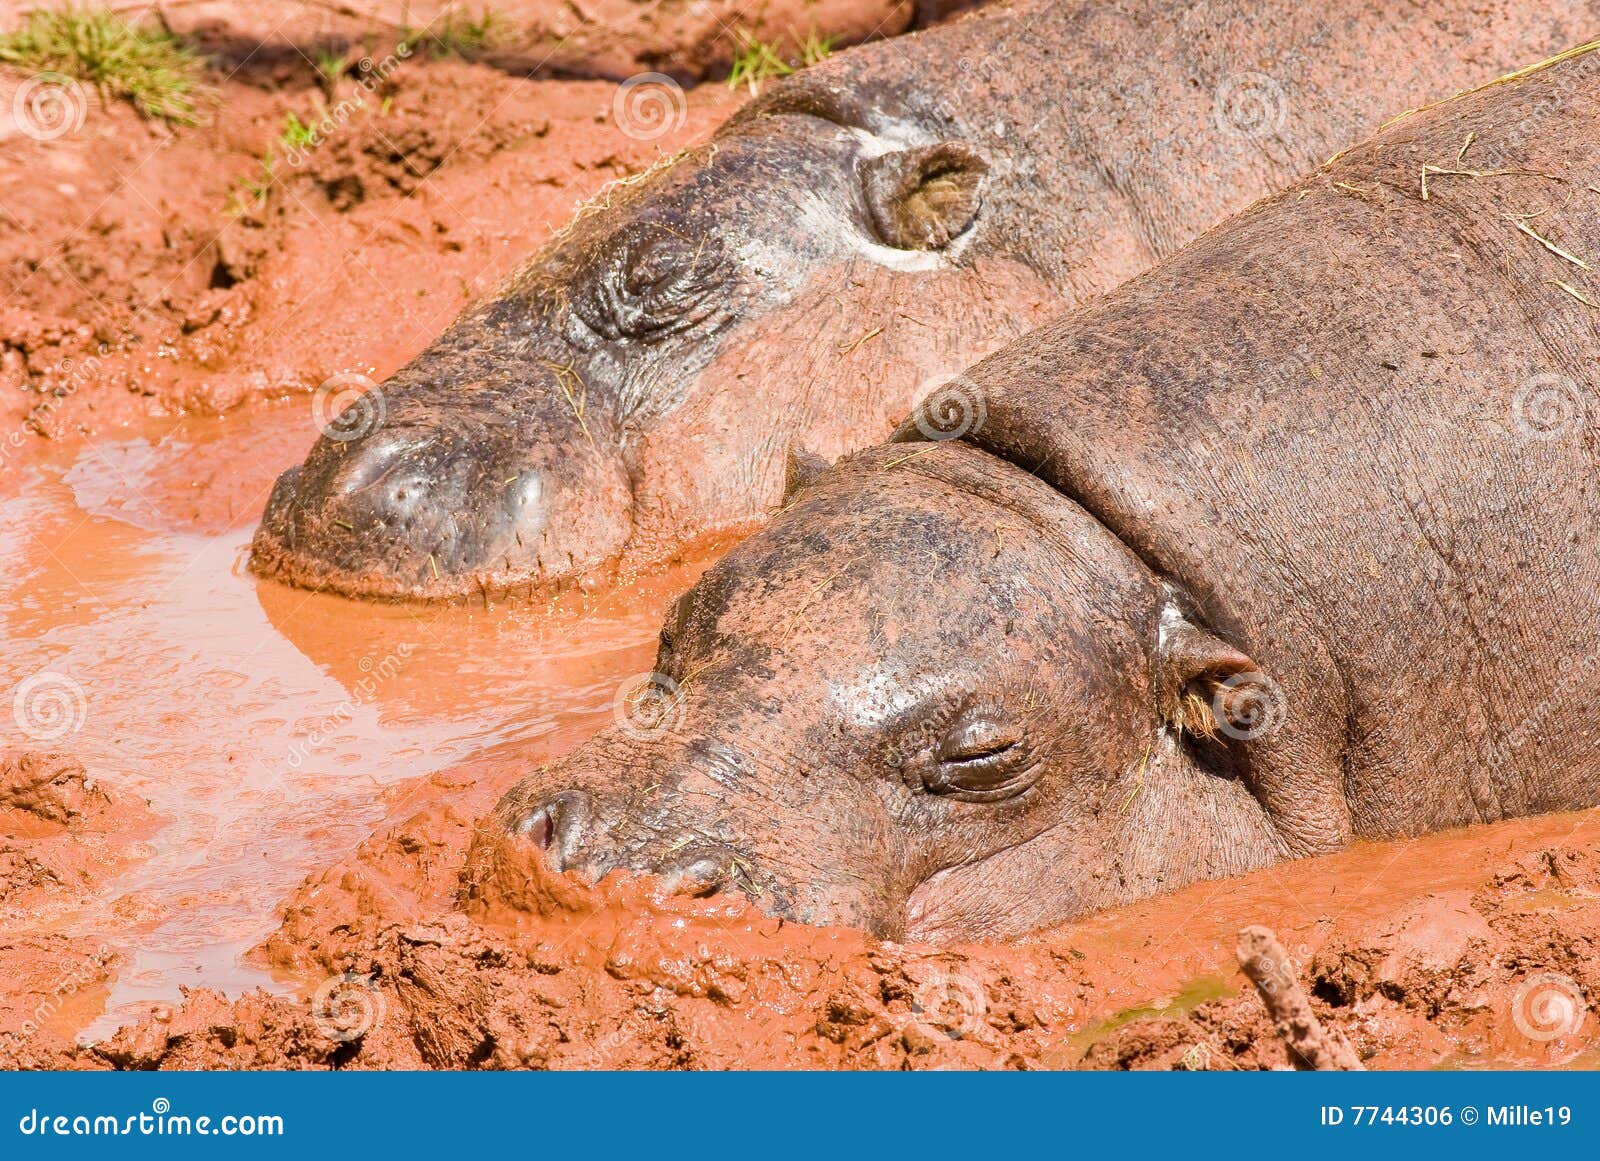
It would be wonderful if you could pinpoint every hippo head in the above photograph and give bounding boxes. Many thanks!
[490,443,1290,940]
[252,80,1028,600]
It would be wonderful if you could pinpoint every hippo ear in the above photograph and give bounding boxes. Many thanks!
[861,142,989,251]
[1156,610,1278,743]
[783,446,831,504]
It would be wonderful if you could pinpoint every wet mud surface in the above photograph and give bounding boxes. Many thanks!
[2,5,1598,1071]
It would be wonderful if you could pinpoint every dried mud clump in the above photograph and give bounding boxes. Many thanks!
[72,762,1600,1071]
[0,751,161,1068]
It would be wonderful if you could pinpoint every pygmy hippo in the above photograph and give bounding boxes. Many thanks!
[490,44,1600,940]
[253,0,1600,600]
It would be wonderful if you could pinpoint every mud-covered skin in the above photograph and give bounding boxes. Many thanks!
[255,0,1600,600]
[492,444,1287,938]
[495,51,1600,939]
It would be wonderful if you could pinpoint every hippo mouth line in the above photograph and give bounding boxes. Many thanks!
[249,517,630,603]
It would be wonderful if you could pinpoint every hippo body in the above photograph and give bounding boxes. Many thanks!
[492,47,1600,941]
[255,0,1600,600]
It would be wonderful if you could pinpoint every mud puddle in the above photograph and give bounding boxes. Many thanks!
[0,403,703,1036]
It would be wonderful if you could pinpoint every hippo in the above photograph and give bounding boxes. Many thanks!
[253,0,1600,601]
[487,44,1600,940]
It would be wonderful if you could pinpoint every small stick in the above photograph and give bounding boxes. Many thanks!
[837,326,884,356]
[1236,925,1363,1071]
[1509,216,1592,270]
[1551,279,1600,309]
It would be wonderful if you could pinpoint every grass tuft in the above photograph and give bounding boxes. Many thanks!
[400,6,505,60]
[726,27,833,95]
[0,6,206,124]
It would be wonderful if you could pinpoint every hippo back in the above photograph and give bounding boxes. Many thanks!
[954,47,1600,837]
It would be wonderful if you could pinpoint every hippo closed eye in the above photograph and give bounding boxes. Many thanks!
[490,442,1291,939]
[251,0,1600,600]
[489,45,1600,939]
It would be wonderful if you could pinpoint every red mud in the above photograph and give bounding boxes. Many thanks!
[3,5,1599,1072]
[141,0,948,84]
[0,751,159,1056]
[24,758,1600,1071]
[0,13,744,440]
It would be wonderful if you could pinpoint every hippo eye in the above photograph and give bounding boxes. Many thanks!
[925,714,1037,802]
[582,231,729,340]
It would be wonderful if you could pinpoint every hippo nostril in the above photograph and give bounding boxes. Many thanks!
[523,806,555,850]
[515,790,591,873]
[661,849,736,898]
[323,431,428,496]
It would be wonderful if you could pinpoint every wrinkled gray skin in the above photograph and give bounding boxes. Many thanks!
[493,50,1600,941]
[253,0,1600,600]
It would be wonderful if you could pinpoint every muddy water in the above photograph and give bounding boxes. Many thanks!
[0,403,700,1035]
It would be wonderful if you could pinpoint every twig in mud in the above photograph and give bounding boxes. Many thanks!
[1456,131,1476,163]
[882,447,936,469]
[543,360,596,448]
[1551,279,1600,309]
[1367,39,1600,147]
[1236,925,1362,1071]
[779,569,845,642]
[1420,165,1526,202]
[837,325,884,356]
[1508,216,1591,270]
[1117,738,1154,813]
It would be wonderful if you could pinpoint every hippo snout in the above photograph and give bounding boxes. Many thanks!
[251,398,635,600]
[512,787,751,901]
[315,426,469,535]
